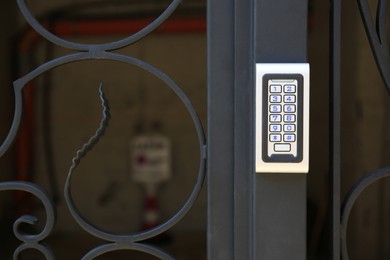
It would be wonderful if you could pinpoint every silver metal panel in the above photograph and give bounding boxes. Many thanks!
[256,63,310,173]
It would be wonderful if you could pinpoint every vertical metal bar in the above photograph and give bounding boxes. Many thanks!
[208,0,255,258]
[255,0,308,259]
[330,0,341,259]
[207,0,235,259]
[233,0,255,259]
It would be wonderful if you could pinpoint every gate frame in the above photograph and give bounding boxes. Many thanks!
[207,0,309,259]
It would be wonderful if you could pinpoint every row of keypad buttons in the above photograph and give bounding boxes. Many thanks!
[269,114,296,122]
[269,124,296,132]
[269,134,296,142]
[269,95,296,103]
[270,84,296,93]
[270,104,296,113]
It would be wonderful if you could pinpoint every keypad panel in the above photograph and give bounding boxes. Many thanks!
[262,74,303,163]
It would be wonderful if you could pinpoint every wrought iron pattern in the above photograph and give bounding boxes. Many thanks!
[337,0,390,259]
[341,167,390,259]
[0,181,56,259]
[357,0,390,92]
[0,0,206,259]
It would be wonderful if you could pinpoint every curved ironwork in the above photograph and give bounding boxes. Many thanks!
[63,54,206,257]
[68,84,111,175]
[338,0,390,259]
[0,0,206,259]
[341,167,390,260]
[357,0,390,92]
[16,0,182,51]
[0,181,56,259]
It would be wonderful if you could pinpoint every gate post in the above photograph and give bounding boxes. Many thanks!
[208,0,308,259]
[255,1,308,259]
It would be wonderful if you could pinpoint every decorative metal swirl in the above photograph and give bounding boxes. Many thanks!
[0,181,56,259]
[16,0,182,51]
[0,0,206,258]
[341,167,390,260]
[339,1,390,259]
[68,83,111,175]
[62,54,206,258]
[357,0,390,92]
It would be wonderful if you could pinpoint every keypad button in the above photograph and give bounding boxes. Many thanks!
[284,104,296,113]
[269,134,281,142]
[284,124,295,132]
[284,95,296,103]
[284,114,296,122]
[284,84,296,93]
[284,134,296,142]
[270,85,282,93]
[269,124,281,132]
[270,95,282,103]
[270,105,282,113]
[274,143,291,152]
[269,114,282,122]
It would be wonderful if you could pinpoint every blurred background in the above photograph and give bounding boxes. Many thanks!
[0,0,389,259]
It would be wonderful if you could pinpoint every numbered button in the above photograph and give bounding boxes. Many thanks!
[284,104,296,113]
[270,95,282,103]
[270,105,282,113]
[270,114,282,122]
[284,124,295,132]
[284,114,296,122]
[269,134,281,142]
[270,85,282,93]
[284,84,296,93]
[269,124,281,132]
[284,95,296,103]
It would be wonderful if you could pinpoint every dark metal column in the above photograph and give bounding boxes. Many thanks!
[208,0,254,259]
[255,1,308,260]
[208,0,308,259]
[207,0,235,258]
[330,0,341,259]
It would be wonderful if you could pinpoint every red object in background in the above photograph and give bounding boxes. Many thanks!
[14,83,35,214]
[52,17,206,36]
[142,194,160,230]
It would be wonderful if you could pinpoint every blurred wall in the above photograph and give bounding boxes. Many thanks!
[0,3,17,180]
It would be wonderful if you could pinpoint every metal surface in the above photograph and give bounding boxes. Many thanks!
[255,63,310,174]
[0,182,56,259]
[207,0,255,259]
[338,0,390,259]
[255,0,308,259]
[329,0,341,259]
[341,167,390,260]
[0,0,206,258]
[207,0,235,258]
[357,0,390,92]
[208,0,308,259]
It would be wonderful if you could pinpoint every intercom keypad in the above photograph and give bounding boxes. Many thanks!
[262,74,303,163]
[256,63,309,173]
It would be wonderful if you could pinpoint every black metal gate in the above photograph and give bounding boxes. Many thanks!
[1,0,390,259]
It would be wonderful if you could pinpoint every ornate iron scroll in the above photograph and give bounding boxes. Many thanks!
[357,0,390,91]
[341,167,390,259]
[0,0,207,259]
[339,0,390,259]
[0,182,56,259]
